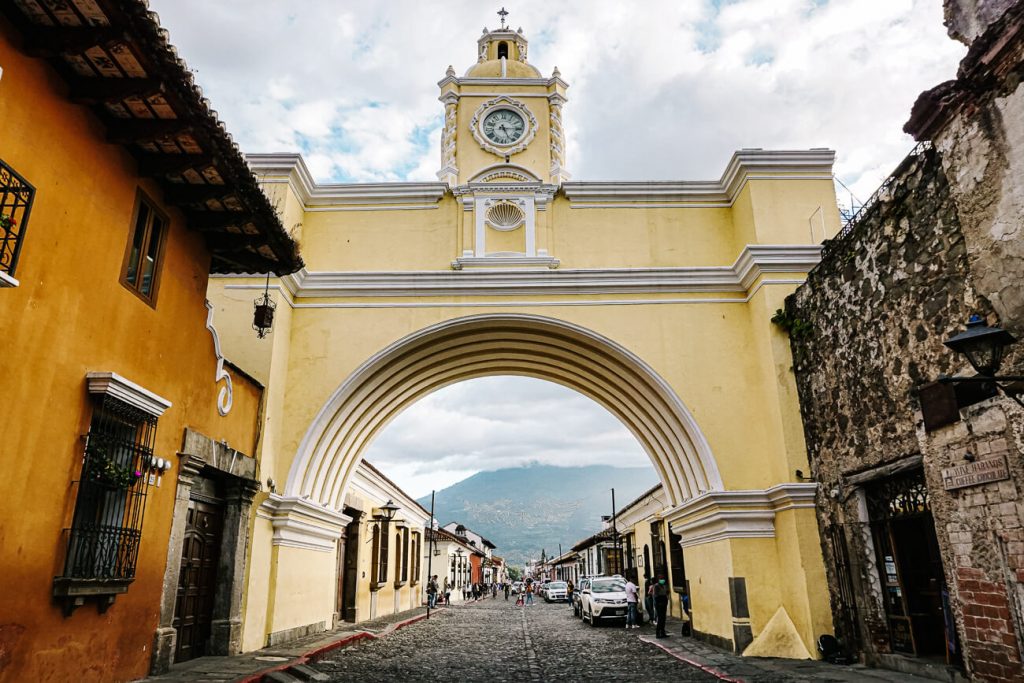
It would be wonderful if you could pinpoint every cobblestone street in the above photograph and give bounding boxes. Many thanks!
[309,598,716,682]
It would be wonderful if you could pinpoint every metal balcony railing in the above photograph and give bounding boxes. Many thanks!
[0,158,35,281]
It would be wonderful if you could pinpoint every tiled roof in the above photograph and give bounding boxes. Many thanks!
[2,0,302,274]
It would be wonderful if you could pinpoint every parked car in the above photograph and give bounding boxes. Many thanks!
[578,576,628,625]
[573,577,592,617]
[511,581,524,594]
[544,581,568,602]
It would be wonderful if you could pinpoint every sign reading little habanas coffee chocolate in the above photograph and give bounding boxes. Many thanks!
[942,456,1010,491]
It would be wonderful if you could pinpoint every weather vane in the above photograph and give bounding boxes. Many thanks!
[497,7,509,30]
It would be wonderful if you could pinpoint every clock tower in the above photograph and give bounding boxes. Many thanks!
[437,13,568,268]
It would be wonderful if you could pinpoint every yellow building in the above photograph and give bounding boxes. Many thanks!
[0,2,301,681]
[210,22,840,658]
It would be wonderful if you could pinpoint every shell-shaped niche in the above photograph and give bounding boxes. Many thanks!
[486,201,525,231]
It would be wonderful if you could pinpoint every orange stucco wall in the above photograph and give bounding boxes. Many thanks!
[0,20,263,683]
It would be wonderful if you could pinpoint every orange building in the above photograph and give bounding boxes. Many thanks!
[0,2,300,681]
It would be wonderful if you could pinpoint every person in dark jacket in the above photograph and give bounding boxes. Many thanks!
[644,575,657,626]
[654,574,670,638]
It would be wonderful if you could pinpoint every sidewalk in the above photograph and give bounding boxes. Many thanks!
[139,606,439,683]
[640,615,947,683]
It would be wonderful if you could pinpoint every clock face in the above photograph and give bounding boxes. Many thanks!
[482,109,526,145]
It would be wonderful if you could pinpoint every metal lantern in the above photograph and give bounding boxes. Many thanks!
[944,315,1017,377]
[374,499,400,523]
[253,273,276,339]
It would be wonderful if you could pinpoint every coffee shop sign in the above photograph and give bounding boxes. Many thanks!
[942,455,1010,491]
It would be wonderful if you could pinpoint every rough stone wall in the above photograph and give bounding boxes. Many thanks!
[787,9,1024,674]
[786,145,991,665]
[919,402,1024,681]
[944,0,1018,44]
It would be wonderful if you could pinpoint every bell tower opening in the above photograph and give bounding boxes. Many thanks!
[497,41,509,59]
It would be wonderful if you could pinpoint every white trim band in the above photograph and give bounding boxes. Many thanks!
[259,494,352,552]
[86,371,171,417]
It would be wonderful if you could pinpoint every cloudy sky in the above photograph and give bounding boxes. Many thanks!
[147,0,966,497]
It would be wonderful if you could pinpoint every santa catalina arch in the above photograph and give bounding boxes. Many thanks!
[209,23,841,657]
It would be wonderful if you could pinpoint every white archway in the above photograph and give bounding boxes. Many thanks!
[285,314,723,509]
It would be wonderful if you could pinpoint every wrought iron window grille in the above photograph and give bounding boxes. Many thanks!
[866,469,930,521]
[0,158,36,284]
[54,394,157,614]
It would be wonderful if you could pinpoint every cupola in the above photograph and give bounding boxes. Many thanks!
[465,18,541,79]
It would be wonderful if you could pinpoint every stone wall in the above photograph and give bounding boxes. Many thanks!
[786,6,1024,679]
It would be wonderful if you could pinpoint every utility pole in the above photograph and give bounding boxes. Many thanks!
[426,490,435,618]
[611,488,621,575]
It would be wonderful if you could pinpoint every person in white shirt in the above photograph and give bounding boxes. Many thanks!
[624,573,640,629]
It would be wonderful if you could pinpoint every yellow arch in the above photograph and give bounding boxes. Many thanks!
[285,313,723,508]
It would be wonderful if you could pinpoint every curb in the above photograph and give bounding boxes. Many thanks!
[239,609,442,683]
[639,636,745,683]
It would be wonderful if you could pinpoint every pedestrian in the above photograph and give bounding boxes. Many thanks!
[525,579,534,606]
[427,575,438,609]
[624,573,639,629]
[504,582,511,600]
[443,577,452,606]
[492,583,497,598]
[566,579,574,606]
[473,582,480,600]
[644,574,656,626]
[654,574,670,638]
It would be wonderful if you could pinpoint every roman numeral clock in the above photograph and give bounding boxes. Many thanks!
[470,97,537,157]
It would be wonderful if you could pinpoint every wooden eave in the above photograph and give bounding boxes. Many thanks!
[1,0,302,275]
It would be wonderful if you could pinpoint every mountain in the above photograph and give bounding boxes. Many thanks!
[417,464,659,568]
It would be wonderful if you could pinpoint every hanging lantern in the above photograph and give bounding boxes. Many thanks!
[253,273,276,339]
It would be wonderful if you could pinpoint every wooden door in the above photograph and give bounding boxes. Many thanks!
[173,499,224,662]
[342,519,360,621]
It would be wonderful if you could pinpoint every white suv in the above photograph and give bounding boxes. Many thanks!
[578,576,628,625]
[544,581,568,602]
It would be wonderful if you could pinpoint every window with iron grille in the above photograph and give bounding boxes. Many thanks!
[61,393,156,583]
[401,527,410,583]
[121,192,168,304]
[0,158,36,284]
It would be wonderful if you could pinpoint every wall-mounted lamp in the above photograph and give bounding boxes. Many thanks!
[372,499,400,524]
[253,273,277,339]
[920,316,1024,432]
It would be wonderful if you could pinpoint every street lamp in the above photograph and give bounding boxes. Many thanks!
[455,548,464,587]
[923,316,1024,430]
[944,315,1017,377]
[373,499,400,523]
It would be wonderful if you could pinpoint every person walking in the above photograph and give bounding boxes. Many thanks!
[566,579,574,607]
[504,582,511,600]
[624,574,639,629]
[443,577,452,606]
[427,575,438,609]
[525,579,535,606]
[654,574,670,638]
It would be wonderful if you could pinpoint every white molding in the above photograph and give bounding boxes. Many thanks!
[86,371,171,417]
[246,154,446,209]
[204,301,233,416]
[665,483,818,548]
[0,271,18,287]
[260,494,352,552]
[220,277,804,310]
[563,150,835,207]
[223,245,817,298]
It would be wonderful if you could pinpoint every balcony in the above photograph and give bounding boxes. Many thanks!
[0,159,35,287]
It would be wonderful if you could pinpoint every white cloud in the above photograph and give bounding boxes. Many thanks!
[149,0,963,195]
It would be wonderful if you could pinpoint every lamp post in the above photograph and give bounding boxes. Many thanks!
[940,315,1023,407]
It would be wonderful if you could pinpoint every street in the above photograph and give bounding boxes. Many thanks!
[309,597,716,682]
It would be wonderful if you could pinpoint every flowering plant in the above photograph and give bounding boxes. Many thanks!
[86,443,144,489]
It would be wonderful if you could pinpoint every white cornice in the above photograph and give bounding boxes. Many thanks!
[563,150,835,207]
[664,483,818,549]
[260,494,352,552]
[247,149,832,212]
[247,153,447,209]
[437,76,567,88]
[237,245,819,299]
[86,371,171,418]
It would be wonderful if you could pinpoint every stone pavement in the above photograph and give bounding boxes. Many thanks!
[138,605,435,683]
[141,597,943,682]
